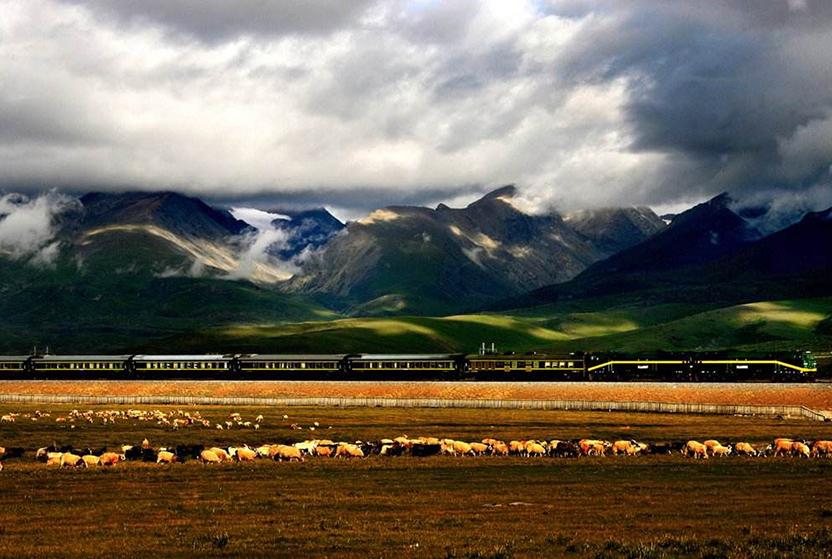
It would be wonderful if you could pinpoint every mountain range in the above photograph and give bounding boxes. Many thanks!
[0,186,829,354]
[494,193,832,312]
[286,185,666,315]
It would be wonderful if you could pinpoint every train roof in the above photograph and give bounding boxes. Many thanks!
[33,355,133,361]
[351,354,461,360]
[131,354,232,361]
[0,355,31,360]
[239,354,349,360]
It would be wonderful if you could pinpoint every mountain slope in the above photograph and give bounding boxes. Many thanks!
[581,193,760,277]
[564,207,666,255]
[77,191,249,240]
[63,191,304,283]
[286,185,656,315]
[0,191,334,353]
[707,207,832,279]
[269,207,345,259]
[495,199,831,313]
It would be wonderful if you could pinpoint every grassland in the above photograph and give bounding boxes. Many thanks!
[143,296,832,357]
[2,405,832,558]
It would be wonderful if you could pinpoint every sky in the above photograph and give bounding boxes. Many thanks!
[1,0,831,223]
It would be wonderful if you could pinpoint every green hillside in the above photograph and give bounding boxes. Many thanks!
[140,297,832,355]
[0,240,333,354]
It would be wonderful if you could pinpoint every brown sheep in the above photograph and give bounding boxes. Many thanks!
[208,447,231,462]
[315,445,333,457]
[685,441,708,459]
[200,450,222,464]
[491,442,509,456]
[611,440,637,456]
[469,442,489,455]
[812,440,832,457]
[773,439,795,457]
[734,442,757,457]
[275,445,304,462]
[99,452,122,466]
[235,448,257,462]
[333,444,363,459]
[452,441,474,456]
[61,453,82,468]
[711,444,732,457]
[156,451,176,464]
[792,442,810,458]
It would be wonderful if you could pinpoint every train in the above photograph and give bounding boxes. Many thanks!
[0,349,818,381]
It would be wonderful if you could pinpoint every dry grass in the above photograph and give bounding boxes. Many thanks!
[0,380,831,409]
[0,405,832,557]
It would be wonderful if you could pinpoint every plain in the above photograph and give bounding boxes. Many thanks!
[1,405,832,558]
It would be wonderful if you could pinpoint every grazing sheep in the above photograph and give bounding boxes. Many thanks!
[99,452,123,466]
[200,450,222,464]
[235,448,257,462]
[156,451,176,464]
[208,447,231,462]
[60,453,82,468]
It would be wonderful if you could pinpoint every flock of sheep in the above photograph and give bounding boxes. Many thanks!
[1,409,264,430]
[0,435,830,471]
[1,407,830,471]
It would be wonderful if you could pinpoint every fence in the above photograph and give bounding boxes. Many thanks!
[0,393,827,421]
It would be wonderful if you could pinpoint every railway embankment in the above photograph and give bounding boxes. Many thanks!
[0,380,831,416]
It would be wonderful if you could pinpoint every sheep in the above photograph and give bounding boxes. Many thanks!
[60,453,82,468]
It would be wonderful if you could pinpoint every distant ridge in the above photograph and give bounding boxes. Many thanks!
[492,196,831,312]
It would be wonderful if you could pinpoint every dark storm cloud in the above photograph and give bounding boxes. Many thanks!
[547,0,832,216]
[207,184,487,219]
[55,0,380,43]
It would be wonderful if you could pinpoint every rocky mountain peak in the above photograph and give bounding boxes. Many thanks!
[78,191,249,239]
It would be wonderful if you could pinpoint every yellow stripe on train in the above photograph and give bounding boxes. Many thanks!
[700,360,817,373]
[587,361,685,372]
[588,360,817,373]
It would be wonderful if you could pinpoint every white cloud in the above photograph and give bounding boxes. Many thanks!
[0,190,78,264]
[226,227,297,281]
[230,207,290,230]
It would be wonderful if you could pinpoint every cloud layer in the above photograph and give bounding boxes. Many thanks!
[1,0,831,218]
